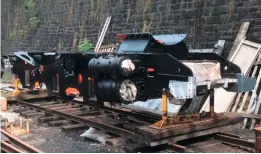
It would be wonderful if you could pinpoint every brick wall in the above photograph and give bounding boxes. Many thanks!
[1,0,261,57]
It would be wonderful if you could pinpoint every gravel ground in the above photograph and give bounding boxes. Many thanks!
[220,122,256,140]
[183,122,256,153]
[18,121,119,153]
[15,119,256,153]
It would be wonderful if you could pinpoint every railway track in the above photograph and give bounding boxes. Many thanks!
[6,96,257,153]
[1,129,42,153]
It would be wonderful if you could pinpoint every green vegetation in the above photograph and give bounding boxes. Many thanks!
[29,17,40,28]
[25,0,40,29]
[77,39,95,53]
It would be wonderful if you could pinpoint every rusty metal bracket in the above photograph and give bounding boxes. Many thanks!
[150,87,223,129]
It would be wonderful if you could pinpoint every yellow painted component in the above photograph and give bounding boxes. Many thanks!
[12,77,20,96]
[161,90,167,115]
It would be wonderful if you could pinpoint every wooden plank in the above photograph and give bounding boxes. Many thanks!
[231,93,243,112]
[71,111,102,116]
[38,116,60,123]
[200,40,261,113]
[249,74,261,130]
[244,40,260,48]
[105,137,131,147]
[243,71,261,128]
[133,115,242,141]
[138,125,228,147]
[58,107,88,113]
[228,22,250,59]
[225,112,261,120]
[48,120,70,127]
[122,143,150,153]
[24,112,45,118]
[61,124,88,131]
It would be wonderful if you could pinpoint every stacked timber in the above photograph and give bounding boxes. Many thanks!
[97,44,116,53]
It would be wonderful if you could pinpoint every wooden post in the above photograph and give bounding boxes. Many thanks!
[26,120,29,133]
[10,123,13,134]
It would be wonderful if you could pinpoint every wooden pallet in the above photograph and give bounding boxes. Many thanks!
[229,51,261,130]
[98,44,116,53]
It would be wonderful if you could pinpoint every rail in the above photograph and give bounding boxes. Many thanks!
[1,129,42,153]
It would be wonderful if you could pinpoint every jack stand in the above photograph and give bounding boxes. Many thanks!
[158,89,168,128]
[150,88,225,129]
[11,75,20,96]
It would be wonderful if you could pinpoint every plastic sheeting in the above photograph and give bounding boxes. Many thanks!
[130,98,182,114]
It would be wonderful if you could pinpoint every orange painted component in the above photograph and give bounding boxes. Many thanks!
[12,77,20,96]
[65,87,80,96]
[117,34,127,41]
[34,81,40,89]
[157,40,163,44]
[78,74,83,84]
[147,68,155,72]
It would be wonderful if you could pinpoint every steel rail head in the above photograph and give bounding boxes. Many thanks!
[1,129,43,153]
[214,133,255,150]
[1,141,25,153]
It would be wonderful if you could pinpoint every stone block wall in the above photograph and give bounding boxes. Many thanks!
[1,0,261,57]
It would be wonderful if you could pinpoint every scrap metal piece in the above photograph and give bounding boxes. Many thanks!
[14,51,36,66]
[228,73,256,92]
[169,77,196,100]
[152,34,187,45]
